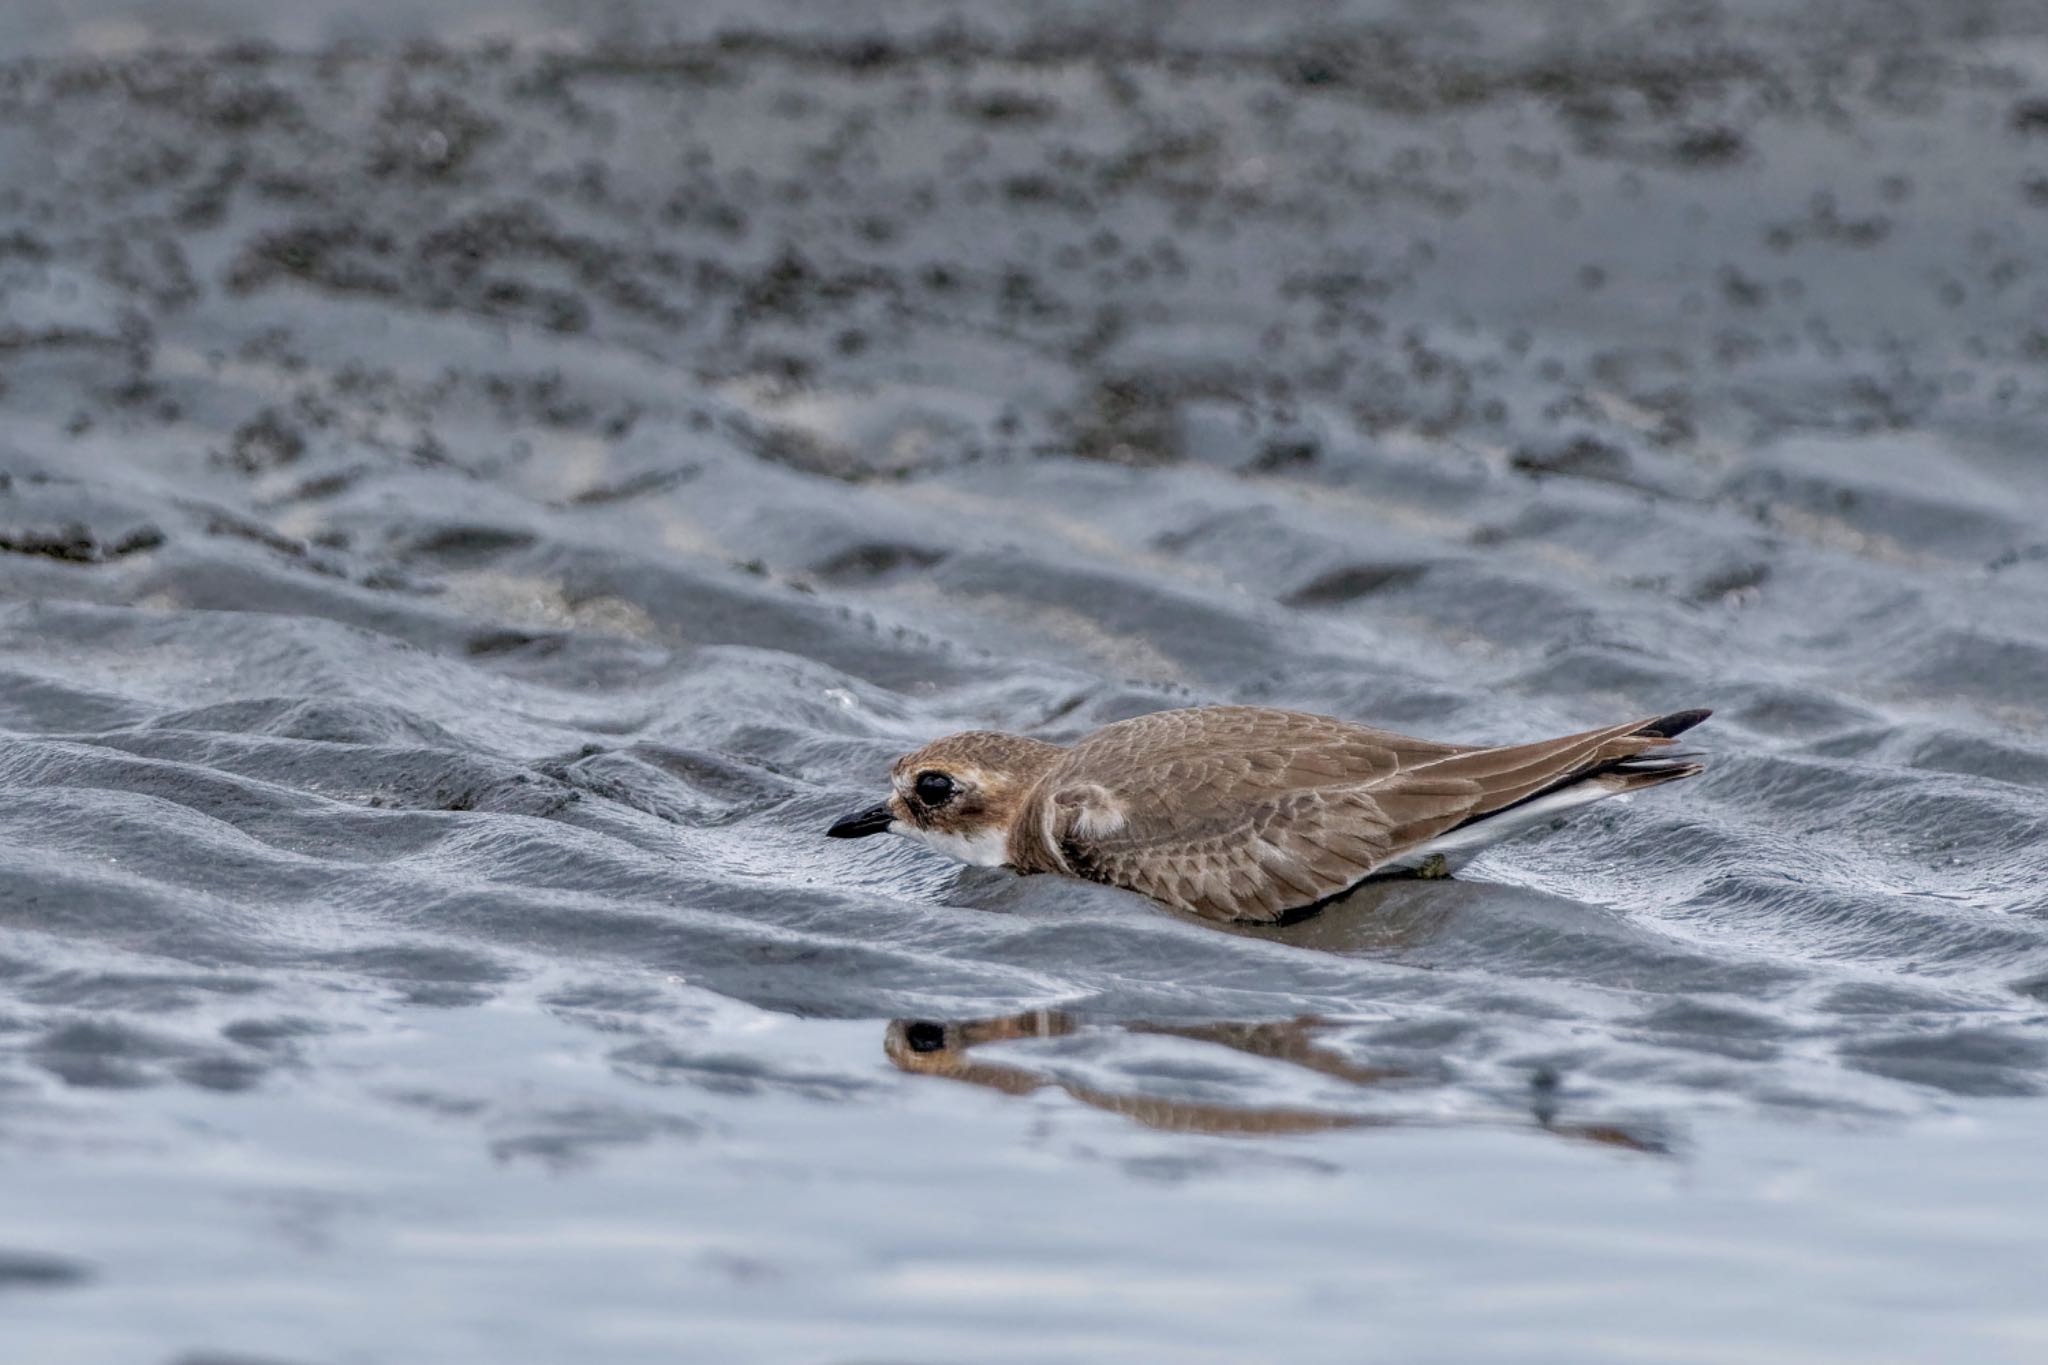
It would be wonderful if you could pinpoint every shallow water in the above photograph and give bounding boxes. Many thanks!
[4,2,2048,1360]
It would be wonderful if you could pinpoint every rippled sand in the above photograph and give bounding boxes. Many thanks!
[4,1,2048,1360]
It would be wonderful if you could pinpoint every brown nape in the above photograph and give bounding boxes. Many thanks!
[893,730,1065,783]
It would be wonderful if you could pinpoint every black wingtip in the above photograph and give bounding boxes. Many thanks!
[1638,708,1712,739]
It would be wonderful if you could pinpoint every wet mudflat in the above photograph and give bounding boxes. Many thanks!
[3,1,2048,1360]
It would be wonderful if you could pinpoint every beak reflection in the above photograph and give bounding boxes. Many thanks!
[827,803,894,839]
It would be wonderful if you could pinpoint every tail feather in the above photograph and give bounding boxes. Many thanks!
[1594,761,1703,793]
[1444,706,1712,833]
[1607,749,1704,772]
[1370,710,1710,876]
[1635,708,1712,739]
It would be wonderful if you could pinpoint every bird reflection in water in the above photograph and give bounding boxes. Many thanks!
[885,1011,1667,1153]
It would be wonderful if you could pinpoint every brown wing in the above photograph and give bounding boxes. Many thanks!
[1017,705,1700,923]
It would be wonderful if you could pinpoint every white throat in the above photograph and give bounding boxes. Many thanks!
[898,820,1011,868]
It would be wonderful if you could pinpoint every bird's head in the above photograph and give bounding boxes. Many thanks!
[826,730,1064,866]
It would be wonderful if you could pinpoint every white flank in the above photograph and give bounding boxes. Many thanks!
[1379,781,1627,873]
[898,821,1013,868]
[1070,798,1126,839]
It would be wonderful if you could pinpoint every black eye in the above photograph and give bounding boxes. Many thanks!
[903,1021,947,1053]
[913,771,955,806]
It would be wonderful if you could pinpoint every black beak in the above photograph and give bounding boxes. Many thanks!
[826,803,894,839]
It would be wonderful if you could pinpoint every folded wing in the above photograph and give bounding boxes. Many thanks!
[1017,706,1705,922]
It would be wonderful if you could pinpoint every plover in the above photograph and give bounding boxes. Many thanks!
[827,704,1709,923]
